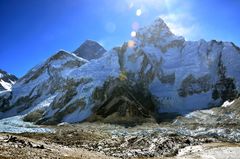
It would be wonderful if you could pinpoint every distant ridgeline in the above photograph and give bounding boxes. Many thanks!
[0,69,18,91]
[0,18,240,125]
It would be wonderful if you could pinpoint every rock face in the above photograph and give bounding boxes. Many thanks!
[88,79,157,125]
[0,69,18,91]
[0,18,240,124]
[73,40,106,60]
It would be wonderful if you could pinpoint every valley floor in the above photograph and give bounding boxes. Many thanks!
[0,122,240,159]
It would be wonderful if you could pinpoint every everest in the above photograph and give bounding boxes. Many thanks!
[0,18,240,124]
[73,39,107,60]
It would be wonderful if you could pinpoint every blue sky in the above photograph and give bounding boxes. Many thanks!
[0,0,239,77]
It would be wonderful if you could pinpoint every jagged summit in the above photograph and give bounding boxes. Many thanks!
[138,18,173,36]
[0,69,18,91]
[73,40,106,60]
[136,17,185,52]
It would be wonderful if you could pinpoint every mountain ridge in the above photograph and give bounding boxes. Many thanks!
[0,18,239,124]
[0,69,18,92]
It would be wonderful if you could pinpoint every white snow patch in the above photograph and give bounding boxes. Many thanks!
[177,145,203,157]
[222,100,235,108]
[0,79,12,91]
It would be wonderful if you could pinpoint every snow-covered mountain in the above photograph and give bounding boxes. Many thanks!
[0,18,240,124]
[73,40,106,60]
[0,69,18,92]
[0,50,88,119]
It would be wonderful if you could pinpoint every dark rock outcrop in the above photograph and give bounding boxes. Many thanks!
[89,79,157,125]
[73,40,106,60]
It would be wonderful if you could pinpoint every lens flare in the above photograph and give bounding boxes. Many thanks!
[128,2,134,9]
[128,40,135,48]
[132,22,140,31]
[136,9,142,16]
[131,31,137,37]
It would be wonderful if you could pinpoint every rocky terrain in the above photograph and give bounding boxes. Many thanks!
[0,132,116,159]
[0,98,240,158]
[0,120,239,159]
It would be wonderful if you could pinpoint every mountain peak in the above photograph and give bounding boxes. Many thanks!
[136,17,184,50]
[73,40,106,60]
[83,39,100,44]
[151,17,169,30]
[137,17,172,36]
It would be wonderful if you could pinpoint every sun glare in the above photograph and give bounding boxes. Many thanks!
[131,31,137,37]
[136,9,142,16]
[128,40,135,47]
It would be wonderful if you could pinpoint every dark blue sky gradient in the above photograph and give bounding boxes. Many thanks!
[0,0,239,77]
